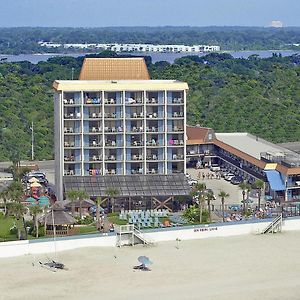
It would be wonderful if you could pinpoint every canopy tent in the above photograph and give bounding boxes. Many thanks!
[264,170,286,191]
[28,177,39,183]
[30,181,42,188]
[26,197,37,203]
[38,196,50,206]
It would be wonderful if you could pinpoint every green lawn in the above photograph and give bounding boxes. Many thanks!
[0,213,16,242]
[76,225,99,235]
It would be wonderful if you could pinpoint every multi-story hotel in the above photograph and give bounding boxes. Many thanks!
[53,58,190,206]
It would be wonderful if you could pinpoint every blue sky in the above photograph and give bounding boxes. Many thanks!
[0,0,299,27]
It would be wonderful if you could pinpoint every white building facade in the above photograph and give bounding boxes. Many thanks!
[53,80,188,200]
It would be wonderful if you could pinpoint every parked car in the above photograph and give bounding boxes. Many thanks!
[185,173,191,180]
[210,164,220,172]
[186,159,199,168]
[224,173,235,181]
[188,179,198,186]
[241,199,253,204]
[230,176,243,185]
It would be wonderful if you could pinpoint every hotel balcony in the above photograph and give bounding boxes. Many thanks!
[89,126,102,133]
[64,127,81,134]
[84,97,101,105]
[64,141,81,148]
[64,112,81,119]
[104,126,123,133]
[85,112,102,119]
[128,140,144,147]
[168,139,184,146]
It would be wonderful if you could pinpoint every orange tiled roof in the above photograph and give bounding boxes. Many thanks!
[79,58,150,80]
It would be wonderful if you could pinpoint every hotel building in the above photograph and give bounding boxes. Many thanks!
[53,58,190,207]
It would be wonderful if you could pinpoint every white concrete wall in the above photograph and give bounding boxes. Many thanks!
[1,218,300,258]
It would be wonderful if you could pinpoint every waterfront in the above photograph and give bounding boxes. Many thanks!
[1,50,299,64]
[1,232,300,300]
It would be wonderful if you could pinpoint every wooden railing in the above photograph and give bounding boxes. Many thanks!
[46,228,76,236]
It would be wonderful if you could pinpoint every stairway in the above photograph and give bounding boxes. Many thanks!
[115,225,154,247]
[261,214,283,234]
[133,227,154,245]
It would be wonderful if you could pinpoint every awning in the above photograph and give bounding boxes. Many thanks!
[264,170,285,191]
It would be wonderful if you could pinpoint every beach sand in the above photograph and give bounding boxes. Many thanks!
[1,232,300,300]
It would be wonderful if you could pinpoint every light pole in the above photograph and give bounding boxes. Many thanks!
[30,121,34,161]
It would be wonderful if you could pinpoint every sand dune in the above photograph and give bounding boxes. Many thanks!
[1,232,300,300]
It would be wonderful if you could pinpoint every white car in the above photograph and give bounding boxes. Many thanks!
[224,173,235,181]
[188,179,198,186]
[210,164,220,172]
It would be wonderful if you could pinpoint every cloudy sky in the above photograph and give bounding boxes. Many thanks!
[0,0,299,27]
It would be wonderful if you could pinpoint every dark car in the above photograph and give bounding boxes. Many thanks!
[230,176,243,185]
[186,159,199,168]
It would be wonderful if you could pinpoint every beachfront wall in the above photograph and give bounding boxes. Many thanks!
[2,217,300,258]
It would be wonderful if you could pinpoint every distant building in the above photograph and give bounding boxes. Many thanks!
[39,41,220,53]
[269,20,283,28]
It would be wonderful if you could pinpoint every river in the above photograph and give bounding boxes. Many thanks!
[0,50,299,64]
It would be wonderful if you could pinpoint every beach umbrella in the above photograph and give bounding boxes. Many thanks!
[138,256,153,266]
[30,182,42,188]
[28,177,39,183]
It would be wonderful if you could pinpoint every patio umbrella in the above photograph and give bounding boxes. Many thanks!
[30,181,42,188]
[28,177,39,183]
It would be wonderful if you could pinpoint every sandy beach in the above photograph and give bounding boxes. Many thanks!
[1,232,300,300]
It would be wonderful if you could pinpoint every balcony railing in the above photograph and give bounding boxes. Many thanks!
[104,127,123,133]
[85,98,101,105]
[168,139,184,146]
[64,113,81,119]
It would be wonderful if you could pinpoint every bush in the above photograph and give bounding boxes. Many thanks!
[30,226,45,237]
[183,205,209,223]
[75,215,94,225]
[9,226,17,235]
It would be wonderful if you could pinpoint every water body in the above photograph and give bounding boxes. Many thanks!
[0,50,299,64]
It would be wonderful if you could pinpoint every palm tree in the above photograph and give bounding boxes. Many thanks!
[239,182,248,213]
[245,184,252,212]
[95,196,103,227]
[254,179,265,209]
[105,187,119,213]
[205,191,215,223]
[29,205,43,238]
[66,189,89,218]
[0,188,9,216]
[218,191,229,222]
[8,202,27,240]
[191,183,206,223]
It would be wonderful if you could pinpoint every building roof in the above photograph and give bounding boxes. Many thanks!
[79,58,150,80]
[215,133,287,160]
[186,125,215,145]
[40,206,76,225]
[64,175,191,198]
[53,79,189,92]
[213,139,266,169]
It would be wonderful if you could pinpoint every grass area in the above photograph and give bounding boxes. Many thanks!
[0,213,16,242]
[107,213,128,226]
[76,225,99,235]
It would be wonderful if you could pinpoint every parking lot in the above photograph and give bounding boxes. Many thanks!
[187,167,258,207]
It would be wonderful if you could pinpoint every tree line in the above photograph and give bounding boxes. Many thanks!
[0,27,300,54]
[0,51,299,161]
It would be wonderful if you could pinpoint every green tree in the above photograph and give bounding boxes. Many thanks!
[105,187,119,213]
[66,189,89,218]
[7,202,27,240]
[253,179,265,209]
[29,205,43,238]
[239,182,248,213]
[218,191,229,222]
[191,183,206,223]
